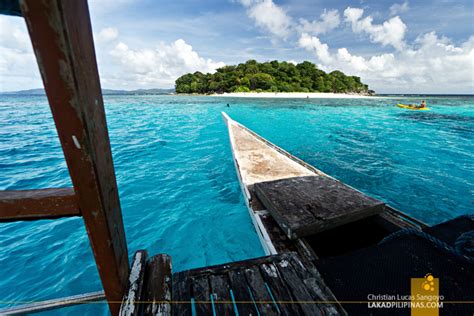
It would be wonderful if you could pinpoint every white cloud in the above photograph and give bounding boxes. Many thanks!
[344,7,407,50]
[239,1,342,39]
[0,16,42,92]
[0,14,225,91]
[108,39,225,88]
[239,0,292,39]
[389,1,409,16]
[299,33,474,93]
[299,9,341,35]
[95,27,119,44]
[298,33,333,64]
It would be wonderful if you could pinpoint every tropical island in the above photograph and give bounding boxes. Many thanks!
[175,60,373,95]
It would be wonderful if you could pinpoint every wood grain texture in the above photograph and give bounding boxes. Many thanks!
[228,269,259,315]
[244,265,277,315]
[172,252,346,316]
[0,188,79,222]
[172,270,192,316]
[259,262,302,316]
[143,254,172,316]
[209,274,233,315]
[21,0,128,313]
[255,176,385,239]
[120,250,148,316]
[191,276,211,316]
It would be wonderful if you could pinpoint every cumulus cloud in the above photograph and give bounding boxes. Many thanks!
[237,1,407,51]
[240,0,292,39]
[389,1,409,16]
[239,1,342,39]
[95,27,119,44]
[0,15,225,91]
[344,7,407,50]
[299,9,341,35]
[0,16,42,92]
[298,33,333,64]
[299,32,474,93]
[108,39,225,87]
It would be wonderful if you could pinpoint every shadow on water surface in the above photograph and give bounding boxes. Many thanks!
[397,112,474,137]
[398,111,474,123]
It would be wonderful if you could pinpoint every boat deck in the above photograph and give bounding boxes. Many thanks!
[120,251,346,316]
[224,113,401,253]
[227,118,315,186]
[255,176,385,239]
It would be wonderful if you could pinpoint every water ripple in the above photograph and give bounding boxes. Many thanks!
[0,95,473,314]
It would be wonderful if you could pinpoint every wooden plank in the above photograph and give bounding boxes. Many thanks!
[191,276,211,316]
[120,250,148,316]
[275,256,323,316]
[0,188,80,222]
[171,253,342,316]
[255,175,385,239]
[209,274,234,315]
[172,255,288,278]
[20,1,129,314]
[172,270,192,316]
[288,254,346,316]
[227,269,259,315]
[259,263,303,316]
[243,266,278,315]
[143,254,172,316]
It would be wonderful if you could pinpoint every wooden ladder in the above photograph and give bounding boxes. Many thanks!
[0,1,129,314]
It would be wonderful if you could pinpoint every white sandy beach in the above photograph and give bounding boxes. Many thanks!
[212,92,379,99]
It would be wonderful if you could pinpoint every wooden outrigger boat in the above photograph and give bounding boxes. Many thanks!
[0,1,471,312]
[222,112,473,315]
[222,112,426,257]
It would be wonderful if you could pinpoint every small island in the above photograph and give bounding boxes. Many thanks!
[175,60,373,95]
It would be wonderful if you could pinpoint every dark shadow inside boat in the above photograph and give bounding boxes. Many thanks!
[312,215,474,315]
[303,214,398,258]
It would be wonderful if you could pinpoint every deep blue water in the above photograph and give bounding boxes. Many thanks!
[0,95,473,314]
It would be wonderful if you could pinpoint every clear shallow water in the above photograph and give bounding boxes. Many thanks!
[0,95,473,314]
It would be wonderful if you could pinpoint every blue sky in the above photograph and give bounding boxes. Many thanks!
[1,0,473,93]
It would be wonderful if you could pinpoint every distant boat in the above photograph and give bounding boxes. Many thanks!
[397,103,430,110]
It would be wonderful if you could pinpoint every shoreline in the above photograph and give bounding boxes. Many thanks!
[210,92,379,99]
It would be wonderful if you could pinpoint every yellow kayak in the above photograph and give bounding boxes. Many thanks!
[397,103,430,110]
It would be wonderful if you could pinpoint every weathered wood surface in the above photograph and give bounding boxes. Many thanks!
[172,270,192,316]
[191,276,211,315]
[224,116,315,187]
[259,262,302,316]
[172,252,346,315]
[255,176,385,239]
[21,0,129,313]
[120,250,148,316]
[244,265,277,315]
[209,274,234,315]
[227,269,257,315]
[143,254,172,316]
[0,188,80,222]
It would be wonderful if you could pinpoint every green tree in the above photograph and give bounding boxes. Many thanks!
[175,60,370,94]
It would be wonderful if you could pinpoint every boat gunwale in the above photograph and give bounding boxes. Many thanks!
[222,111,428,238]
[222,112,278,255]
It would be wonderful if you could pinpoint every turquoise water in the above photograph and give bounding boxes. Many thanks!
[0,95,473,314]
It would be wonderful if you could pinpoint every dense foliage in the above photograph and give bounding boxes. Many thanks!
[175,60,371,94]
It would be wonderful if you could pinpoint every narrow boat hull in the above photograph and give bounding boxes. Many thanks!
[222,112,426,257]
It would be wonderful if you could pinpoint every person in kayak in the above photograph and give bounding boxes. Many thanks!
[418,100,427,108]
